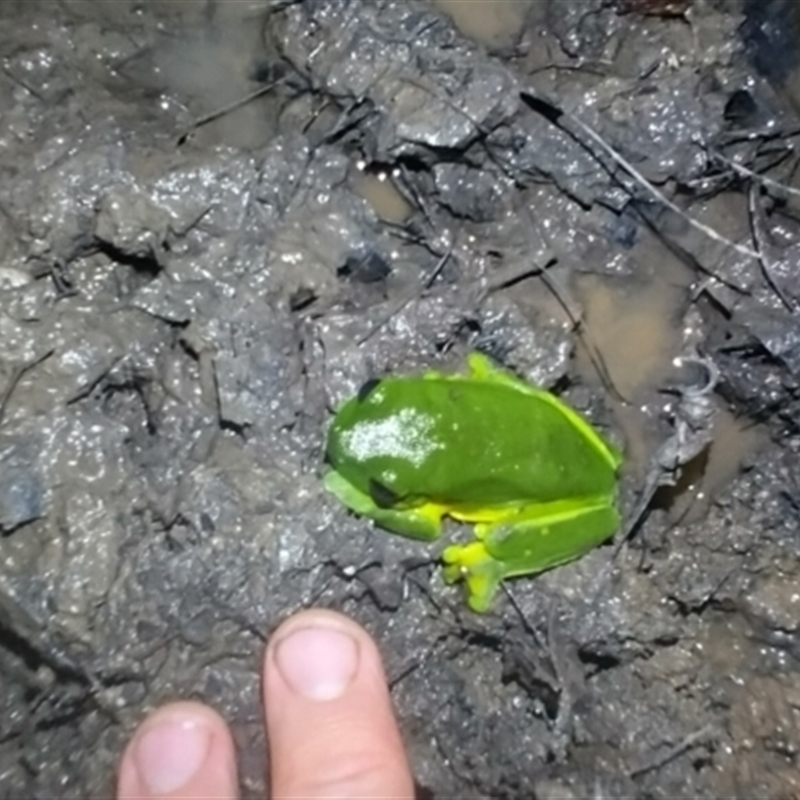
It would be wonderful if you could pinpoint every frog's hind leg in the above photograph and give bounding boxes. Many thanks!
[481,498,620,573]
[443,497,620,612]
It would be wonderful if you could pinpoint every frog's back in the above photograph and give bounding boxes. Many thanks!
[327,375,617,510]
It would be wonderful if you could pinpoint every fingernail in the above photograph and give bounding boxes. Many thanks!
[275,625,359,700]
[134,715,212,795]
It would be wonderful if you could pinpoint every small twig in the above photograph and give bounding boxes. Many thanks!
[522,95,761,263]
[562,111,760,261]
[747,183,795,312]
[2,66,44,101]
[302,97,332,135]
[537,264,629,404]
[320,95,380,146]
[179,80,283,144]
[167,204,214,239]
[629,724,715,779]
[479,261,553,301]
[403,77,523,183]
[521,95,752,293]
[0,574,88,683]
[713,152,800,200]
[405,77,484,139]
[66,356,124,405]
[612,473,661,563]
[717,125,800,146]
[50,259,78,300]
[0,349,55,427]
[502,583,547,650]
[357,247,452,345]
[396,162,440,231]
[388,659,421,691]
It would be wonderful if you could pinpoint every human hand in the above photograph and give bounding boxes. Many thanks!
[117,609,415,798]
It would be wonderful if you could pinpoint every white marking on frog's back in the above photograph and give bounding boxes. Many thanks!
[341,407,444,468]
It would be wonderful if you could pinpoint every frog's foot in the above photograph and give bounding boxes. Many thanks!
[442,541,503,613]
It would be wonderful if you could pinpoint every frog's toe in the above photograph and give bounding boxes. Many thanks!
[473,522,489,540]
[442,542,502,613]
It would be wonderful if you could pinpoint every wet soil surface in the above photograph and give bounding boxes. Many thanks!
[1,1,800,797]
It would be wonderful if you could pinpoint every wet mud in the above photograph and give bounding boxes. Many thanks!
[1,1,800,797]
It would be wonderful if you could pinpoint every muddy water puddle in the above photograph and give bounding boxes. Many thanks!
[574,270,689,403]
[655,410,768,524]
[432,0,535,49]
[571,224,692,472]
[119,4,282,150]
[351,164,412,225]
[569,213,766,506]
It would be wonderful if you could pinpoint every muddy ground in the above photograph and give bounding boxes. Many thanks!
[1,0,800,797]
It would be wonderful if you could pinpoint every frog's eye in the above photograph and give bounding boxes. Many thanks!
[357,378,381,403]
[369,478,400,509]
